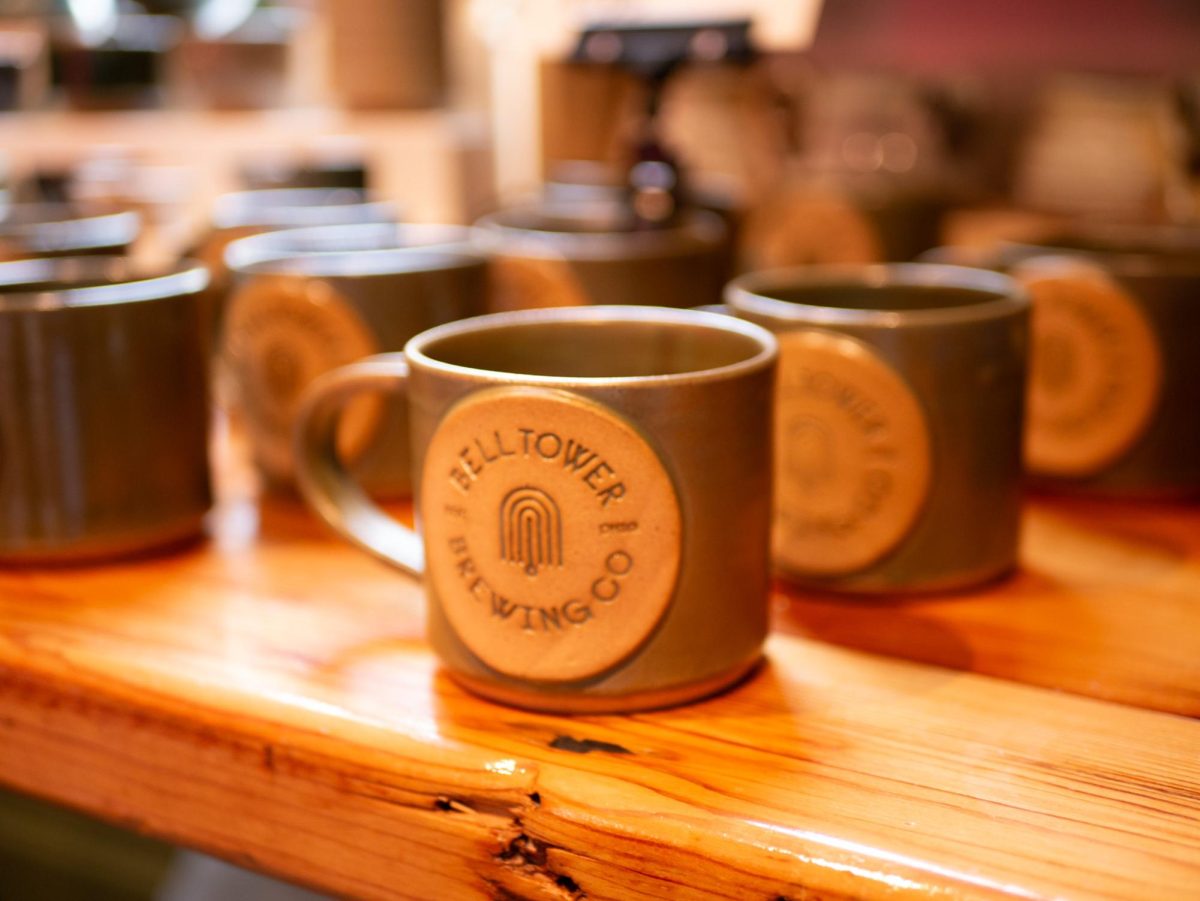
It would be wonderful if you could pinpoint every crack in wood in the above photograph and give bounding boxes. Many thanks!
[548,735,632,756]
[487,791,586,900]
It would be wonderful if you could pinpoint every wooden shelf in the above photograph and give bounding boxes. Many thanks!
[0,108,493,225]
[0,434,1198,899]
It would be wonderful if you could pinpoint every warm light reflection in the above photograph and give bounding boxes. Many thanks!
[66,0,117,45]
[745,821,1051,900]
[485,759,519,776]
[798,855,924,894]
[193,0,258,40]
[259,687,446,745]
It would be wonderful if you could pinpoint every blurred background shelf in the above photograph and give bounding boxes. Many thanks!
[0,107,493,225]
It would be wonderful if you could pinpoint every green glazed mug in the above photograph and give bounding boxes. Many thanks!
[728,263,1030,594]
[0,256,211,562]
[292,306,777,712]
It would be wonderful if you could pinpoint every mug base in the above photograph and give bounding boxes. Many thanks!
[443,656,762,714]
[776,560,1018,597]
[0,515,208,567]
[1027,477,1200,502]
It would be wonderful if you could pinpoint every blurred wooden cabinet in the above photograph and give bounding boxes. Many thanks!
[324,0,445,109]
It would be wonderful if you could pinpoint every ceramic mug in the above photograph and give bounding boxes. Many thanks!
[475,202,730,311]
[1008,229,1200,498]
[925,226,1200,497]
[193,187,399,330]
[727,264,1030,593]
[738,179,948,272]
[0,256,211,562]
[293,306,777,712]
[222,235,487,496]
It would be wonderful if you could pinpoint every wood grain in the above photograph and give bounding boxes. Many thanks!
[1,440,1199,900]
[777,492,1200,717]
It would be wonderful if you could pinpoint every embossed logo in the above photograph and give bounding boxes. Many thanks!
[422,387,682,682]
[499,486,563,575]
[224,275,381,482]
[1016,259,1162,477]
[773,329,931,576]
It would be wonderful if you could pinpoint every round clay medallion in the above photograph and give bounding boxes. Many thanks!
[741,190,882,270]
[488,254,590,312]
[224,275,381,481]
[773,329,931,576]
[421,386,682,683]
[1015,259,1162,477]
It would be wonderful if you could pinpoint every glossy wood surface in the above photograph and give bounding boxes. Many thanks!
[1,434,1198,900]
[779,492,1200,718]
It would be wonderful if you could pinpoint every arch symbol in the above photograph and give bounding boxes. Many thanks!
[499,485,563,576]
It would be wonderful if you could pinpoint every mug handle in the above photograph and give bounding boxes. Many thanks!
[293,354,424,576]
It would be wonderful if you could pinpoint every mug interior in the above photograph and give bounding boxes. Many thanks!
[728,264,1025,325]
[415,310,771,380]
[488,202,639,235]
[752,282,1004,312]
[476,207,727,259]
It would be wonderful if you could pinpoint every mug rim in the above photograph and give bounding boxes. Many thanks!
[0,204,141,253]
[473,207,728,261]
[1002,238,1200,279]
[212,187,397,230]
[725,263,1029,327]
[236,246,488,279]
[225,222,485,275]
[0,256,209,310]
[405,305,778,387]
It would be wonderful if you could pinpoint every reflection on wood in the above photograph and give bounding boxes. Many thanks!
[778,493,1200,717]
[0,456,1198,899]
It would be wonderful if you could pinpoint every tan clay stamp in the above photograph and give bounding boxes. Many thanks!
[488,254,590,312]
[224,275,381,481]
[774,329,931,576]
[1016,259,1162,477]
[422,387,682,682]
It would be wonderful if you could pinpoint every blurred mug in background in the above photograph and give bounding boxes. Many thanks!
[926,224,1200,498]
[728,263,1029,593]
[222,224,486,497]
[476,199,730,311]
[0,256,211,562]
